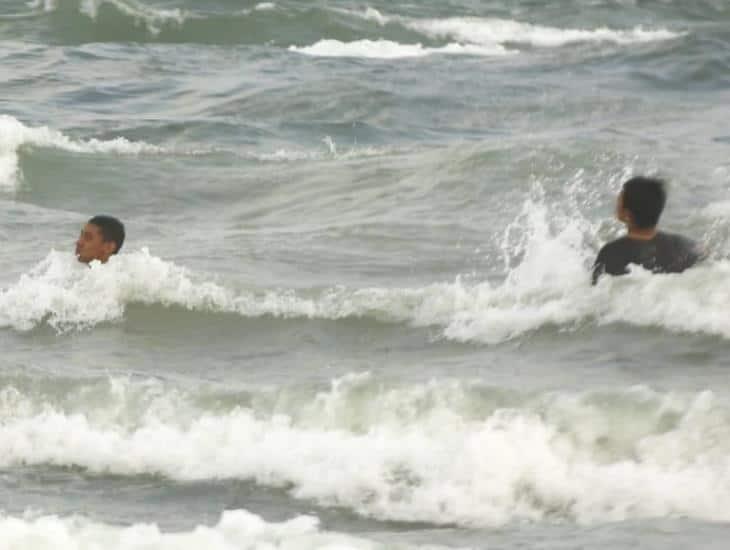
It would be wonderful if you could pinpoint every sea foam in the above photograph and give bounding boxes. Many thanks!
[2,375,730,526]
[289,39,508,59]
[406,17,683,48]
[2,212,730,344]
[353,8,683,49]
[292,11,681,60]
[0,509,385,550]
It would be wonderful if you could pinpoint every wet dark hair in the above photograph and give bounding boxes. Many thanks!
[88,215,125,254]
[621,176,667,229]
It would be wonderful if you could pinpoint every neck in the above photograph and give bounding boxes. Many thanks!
[626,226,657,240]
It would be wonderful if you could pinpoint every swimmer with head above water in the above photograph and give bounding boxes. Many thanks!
[592,176,703,285]
[75,215,125,264]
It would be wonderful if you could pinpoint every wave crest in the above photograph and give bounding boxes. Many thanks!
[404,17,683,48]
[289,39,509,59]
[8,2,684,51]
[3,217,730,344]
[0,115,165,187]
[0,509,383,550]
[2,375,730,526]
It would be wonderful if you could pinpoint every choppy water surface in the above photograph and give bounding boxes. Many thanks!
[1,1,730,548]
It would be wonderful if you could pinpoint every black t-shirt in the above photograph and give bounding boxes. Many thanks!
[592,231,702,284]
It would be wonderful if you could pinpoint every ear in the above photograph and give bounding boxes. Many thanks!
[103,240,118,256]
[617,205,633,225]
[615,192,632,224]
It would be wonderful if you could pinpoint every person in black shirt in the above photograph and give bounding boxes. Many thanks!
[592,176,703,285]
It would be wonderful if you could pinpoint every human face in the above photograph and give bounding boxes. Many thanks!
[75,223,115,264]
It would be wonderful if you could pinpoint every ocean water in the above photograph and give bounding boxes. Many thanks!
[1,0,730,548]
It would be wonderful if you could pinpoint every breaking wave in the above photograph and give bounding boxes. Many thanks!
[2,374,730,526]
[1,193,729,345]
[0,508,391,550]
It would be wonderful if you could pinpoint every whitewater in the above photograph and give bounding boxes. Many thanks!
[2,0,730,548]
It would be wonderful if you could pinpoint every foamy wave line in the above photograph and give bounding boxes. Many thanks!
[289,39,509,59]
[356,8,683,48]
[410,19,682,48]
[0,114,167,187]
[2,376,730,526]
[0,509,384,550]
[4,240,730,343]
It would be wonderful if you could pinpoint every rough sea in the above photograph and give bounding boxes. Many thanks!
[1,1,730,548]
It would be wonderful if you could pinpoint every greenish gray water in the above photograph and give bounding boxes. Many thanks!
[1,1,730,548]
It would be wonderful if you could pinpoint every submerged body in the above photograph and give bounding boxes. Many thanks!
[592,231,702,284]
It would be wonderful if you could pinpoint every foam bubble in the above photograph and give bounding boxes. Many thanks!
[0,509,382,550]
[0,115,165,187]
[289,39,508,59]
[2,375,730,526]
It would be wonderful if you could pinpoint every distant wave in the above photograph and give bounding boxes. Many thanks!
[6,1,686,51]
[0,116,396,187]
[290,8,682,59]
[0,508,394,550]
[0,114,165,187]
[358,8,685,48]
[75,0,185,29]
[290,9,683,59]
[2,374,730,526]
[5,0,328,44]
[289,39,509,59]
[291,11,682,59]
[28,0,187,35]
[412,19,682,48]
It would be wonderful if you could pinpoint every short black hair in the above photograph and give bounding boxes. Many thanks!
[88,215,125,254]
[621,176,667,229]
